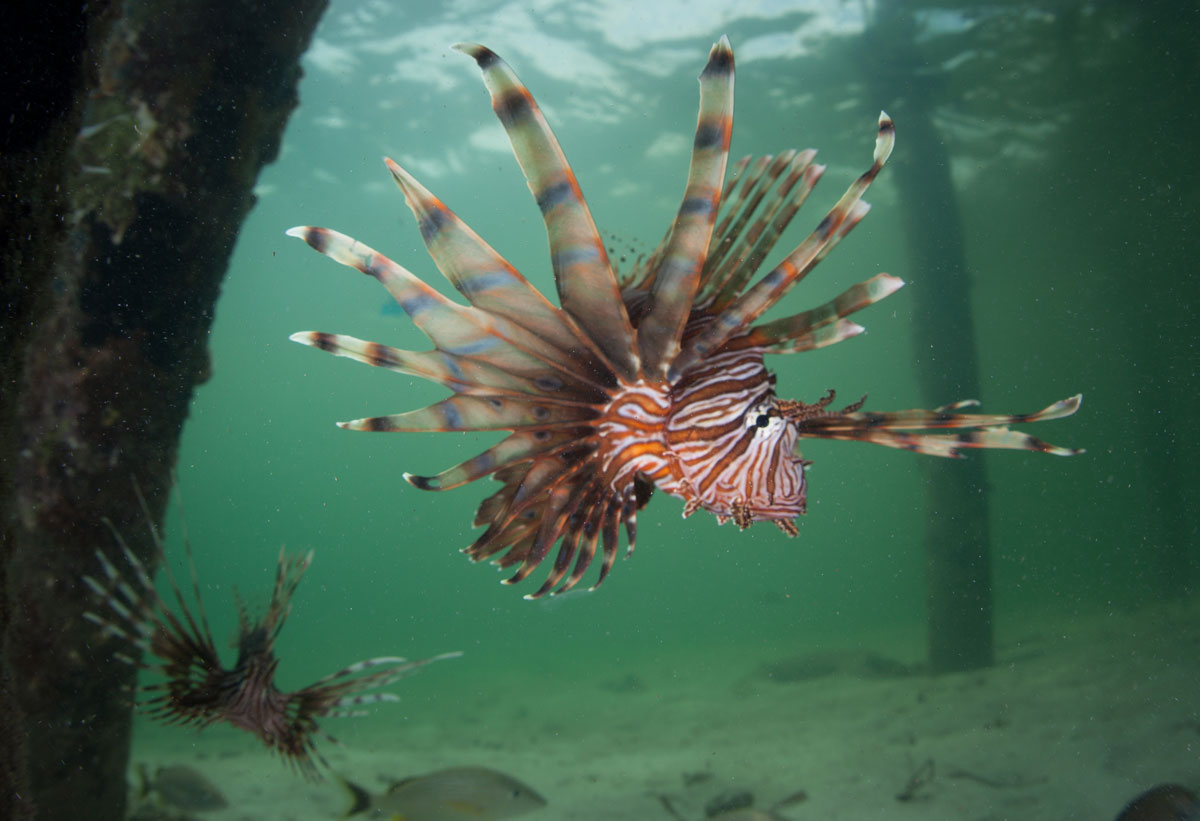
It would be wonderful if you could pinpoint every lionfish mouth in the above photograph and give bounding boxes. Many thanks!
[287,37,1080,597]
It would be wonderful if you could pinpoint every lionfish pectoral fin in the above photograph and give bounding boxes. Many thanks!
[794,394,1083,457]
[407,426,596,494]
[641,35,735,380]
[454,43,638,381]
[550,491,612,596]
[465,459,632,599]
[383,157,601,364]
[286,227,498,360]
[300,651,463,714]
[335,393,600,434]
[504,481,581,592]
[287,227,610,394]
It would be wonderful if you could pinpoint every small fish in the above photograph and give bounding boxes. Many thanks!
[337,766,547,819]
[83,483,462,777]
[136,763,227,812]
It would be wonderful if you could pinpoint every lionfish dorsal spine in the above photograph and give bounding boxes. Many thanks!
[454,42,639,382]
[706,151,822,310]
[746,272,906,352]
[697,148,805,309]
[669,112,895,382]
[639,35,735,381]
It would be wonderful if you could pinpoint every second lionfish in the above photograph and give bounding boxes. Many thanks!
[289,37,1080,598]
[84,491,461,776]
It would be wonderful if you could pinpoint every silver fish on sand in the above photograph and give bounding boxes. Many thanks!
[134,763,228,813]
[337,766,547,819]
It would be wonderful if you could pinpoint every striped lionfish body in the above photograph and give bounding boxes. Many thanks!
[83,496,461,777]
[290,37,1080,599]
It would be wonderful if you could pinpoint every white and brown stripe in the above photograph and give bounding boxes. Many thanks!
[663,344,805,525]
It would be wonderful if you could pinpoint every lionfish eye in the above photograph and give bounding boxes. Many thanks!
[747,405,777,432]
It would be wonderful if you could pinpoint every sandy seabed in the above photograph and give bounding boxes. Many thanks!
[128,598,1200,820]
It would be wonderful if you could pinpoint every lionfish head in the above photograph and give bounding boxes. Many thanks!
[680,392,809,535]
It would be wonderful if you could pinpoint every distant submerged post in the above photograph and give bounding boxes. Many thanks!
[898,114,996,674]
[863,6,995,673]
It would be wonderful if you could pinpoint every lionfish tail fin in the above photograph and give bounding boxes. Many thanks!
[639,35,735,379]
[791,393,1083,457]
[454,43,638,380]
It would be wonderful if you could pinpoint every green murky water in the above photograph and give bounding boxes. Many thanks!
[136,2,1198,815]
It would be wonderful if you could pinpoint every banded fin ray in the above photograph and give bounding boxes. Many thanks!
[741,273,906,351]
[669,113,895,381]
[383,158,612,378]
[313,651,464,713]
[763,318,865,354]
[639,35,735,380]
[465,458,594,564]
[701,153,781,286]
[287,332,607,403]
[455,43,638,381]
[340,393,599,433]
[525,481,608,598]
[557,490,612,594]
[708,153,823,310]
[624,150,781,303]
[506,474,582,587]
[286,226,613,392]
[794,394,1084,457]
[405,427,589,491]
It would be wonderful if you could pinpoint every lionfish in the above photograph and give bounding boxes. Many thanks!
[288,37,1080,599]
[83,492,461,777]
